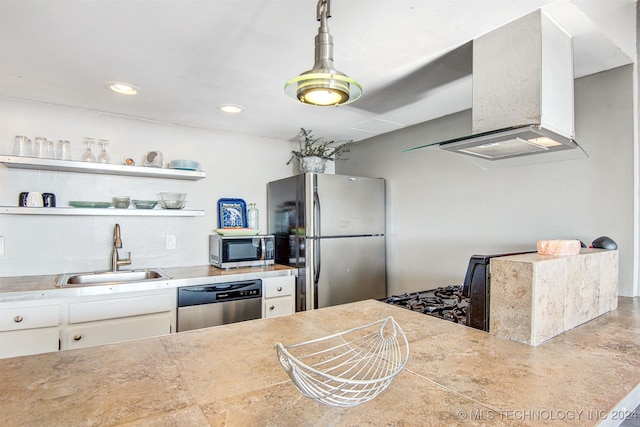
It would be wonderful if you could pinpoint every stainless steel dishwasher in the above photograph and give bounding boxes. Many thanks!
[177,280,262,332]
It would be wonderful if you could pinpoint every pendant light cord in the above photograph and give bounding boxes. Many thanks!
[316,0,330,21]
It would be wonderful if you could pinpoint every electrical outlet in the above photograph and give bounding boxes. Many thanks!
[166,234,176,250]
[0,236,4,256]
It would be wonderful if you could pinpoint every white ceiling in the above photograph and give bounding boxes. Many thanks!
[0,0,636,144]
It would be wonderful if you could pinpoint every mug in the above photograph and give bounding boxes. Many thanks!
[19,192,29,207]
[43,193,56,207]
[26,192,44,207]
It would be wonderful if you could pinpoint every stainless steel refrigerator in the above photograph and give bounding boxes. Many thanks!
[267,173,386,311]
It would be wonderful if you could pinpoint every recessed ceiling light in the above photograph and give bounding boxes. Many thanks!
[106,81,139,95]
[218,104,243,113]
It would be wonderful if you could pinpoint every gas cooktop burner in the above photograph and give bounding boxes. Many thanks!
[384,285,469,325]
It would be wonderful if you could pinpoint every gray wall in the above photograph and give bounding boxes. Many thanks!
[339,65,637,297]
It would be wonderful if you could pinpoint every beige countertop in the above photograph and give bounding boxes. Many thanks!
[0,264,295,301]
[1,298,638,426]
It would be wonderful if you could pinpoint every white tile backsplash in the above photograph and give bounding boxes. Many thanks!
[0,98,296,276]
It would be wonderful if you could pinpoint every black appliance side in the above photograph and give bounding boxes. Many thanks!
[267,175,307,312]
[462,251,536,331]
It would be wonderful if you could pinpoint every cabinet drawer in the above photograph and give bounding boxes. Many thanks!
[0,328,59,358]
[69,293,173,323]
[264,298,293,318]
[61,312,171,350]
[0,305,59,332]
[263,276,294,299]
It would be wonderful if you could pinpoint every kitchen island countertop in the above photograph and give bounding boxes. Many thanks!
[1,298,638,426]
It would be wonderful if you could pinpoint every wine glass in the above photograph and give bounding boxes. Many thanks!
[97,139,111,164]
[81,138,96,162]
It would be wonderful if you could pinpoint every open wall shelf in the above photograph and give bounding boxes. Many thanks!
[0,207,205,217]
[0,155,206,181]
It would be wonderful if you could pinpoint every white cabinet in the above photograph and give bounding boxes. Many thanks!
[60,290,175,350]
[262,276,295,318]
[61,312,171,350]
[67,292,173,323]
[0,302,60,358]
[0,289,175,356]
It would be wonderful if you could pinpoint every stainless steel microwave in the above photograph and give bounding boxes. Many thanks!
[209,234,275,269]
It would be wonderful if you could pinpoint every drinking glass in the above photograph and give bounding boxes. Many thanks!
[43,139,54,159]
[57,140,71,160]
[13,136,32,157]
[33,137,46,158]
[97,139,111,164]
[81,138,96,162]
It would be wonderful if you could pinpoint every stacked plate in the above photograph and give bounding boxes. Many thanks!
[69,201,112,208]
[168,160,199,171]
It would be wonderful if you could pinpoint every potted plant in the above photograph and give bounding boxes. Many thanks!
[287,128,353,173]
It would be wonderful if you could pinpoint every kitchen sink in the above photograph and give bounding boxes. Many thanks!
[56,268,170,287]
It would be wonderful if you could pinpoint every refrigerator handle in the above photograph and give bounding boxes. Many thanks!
[313,185,321,238]
[313,189,321,287]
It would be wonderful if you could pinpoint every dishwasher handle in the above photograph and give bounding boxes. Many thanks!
[178,280,262,307]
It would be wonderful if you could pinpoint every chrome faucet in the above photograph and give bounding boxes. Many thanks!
[111,223,131,272]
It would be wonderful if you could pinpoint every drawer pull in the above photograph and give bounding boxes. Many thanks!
[269,305,275,310]
[73,334,82,341]
[13,315,23,323]
[277,287,282,292]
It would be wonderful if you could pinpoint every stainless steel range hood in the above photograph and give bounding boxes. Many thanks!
[439,124,579,160]
[410,9,587,166]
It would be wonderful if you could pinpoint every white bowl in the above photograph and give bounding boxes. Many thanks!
[159,192,187,202]
[132,199,158,209]
[160,200,186,209]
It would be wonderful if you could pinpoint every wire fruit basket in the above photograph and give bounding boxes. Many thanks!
[275,316,409,407]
